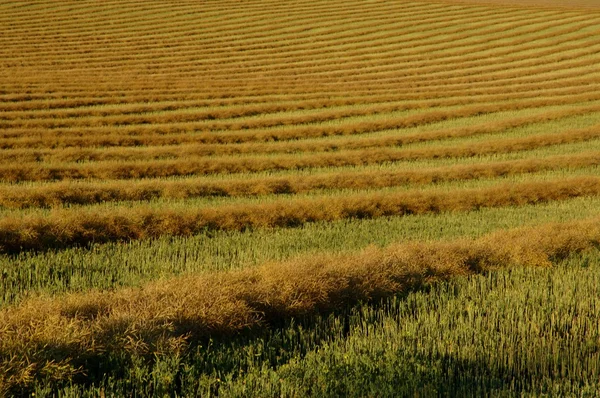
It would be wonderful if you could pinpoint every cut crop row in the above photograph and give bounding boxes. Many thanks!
[4,83,598,132]
[1,176,599,253]
[1,215,599,393]
[1,151,598,209]
[3,105,597,163]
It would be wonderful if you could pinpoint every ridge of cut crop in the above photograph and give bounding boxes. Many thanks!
[2,122,598,182]
[4,74,599,113]
[1,176,599,253]
[5,82,599,132]
[1,151,598,209]
[3,99,600,164]
[1,216,599,394]
[4,94,600,151]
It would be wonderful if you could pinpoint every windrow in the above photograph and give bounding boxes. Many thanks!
[3,94,600,151]
[3,105,600,162]
[1,217,600,394]
[1,176,600,253]
[0,151,598,209]
[1,123,599,182]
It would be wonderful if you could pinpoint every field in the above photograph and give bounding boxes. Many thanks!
[2,0,600,395]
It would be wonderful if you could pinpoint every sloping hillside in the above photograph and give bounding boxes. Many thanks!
[1,0,600,395]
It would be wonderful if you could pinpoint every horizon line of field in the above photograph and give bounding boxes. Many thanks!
[1,175,599,253]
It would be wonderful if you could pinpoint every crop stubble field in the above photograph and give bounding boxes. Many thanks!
[2,0,600,395]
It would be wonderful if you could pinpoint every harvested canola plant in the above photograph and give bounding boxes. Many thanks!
[1,0,600,395]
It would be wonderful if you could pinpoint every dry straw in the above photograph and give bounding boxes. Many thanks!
[1,216,599,393]
[0,151,598,209]
[1,176,599,253]
[1,122,599,182]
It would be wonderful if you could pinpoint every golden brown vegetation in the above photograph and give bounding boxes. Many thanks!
[2,0,600,393]
[1,151,598,209]
[1,122,599,182]
[3,103,600,163]
[2,216,600,393]
[1,176,599,253]
[4,93,600,154]
[448,0,600,9]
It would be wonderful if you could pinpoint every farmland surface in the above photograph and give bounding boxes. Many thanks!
[1,0,600,395]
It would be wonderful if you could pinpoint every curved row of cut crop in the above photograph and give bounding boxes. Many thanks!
[0,7,492,65]
[4,73,600,115]
[2,6,509,57]
[229,30,600,88]
[7,10,557,69]
[134,16,593,76]
[445,0,600,10]
[0,1,450,41]
[7,57,599,101]
[5,83,599,133]
[0,176,599,253]
[4,96,600,153]
[1,9,584,79]
[8,20,593,83]
[2,122,600,183]
[2,216,599,394]
[4,106,598,163]
[0,3,520,51]
[2,98,590,133]
[1,0,404,40]
[1,151,598,209]
[14,22,590,86]
[8,15,591,80]
[5,72,600,124]
[6,52,600,100]
[226,52,600,92]
[0,4,559,55]
[10,35,592,92]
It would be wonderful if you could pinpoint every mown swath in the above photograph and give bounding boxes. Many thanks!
[1,0,600,394]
